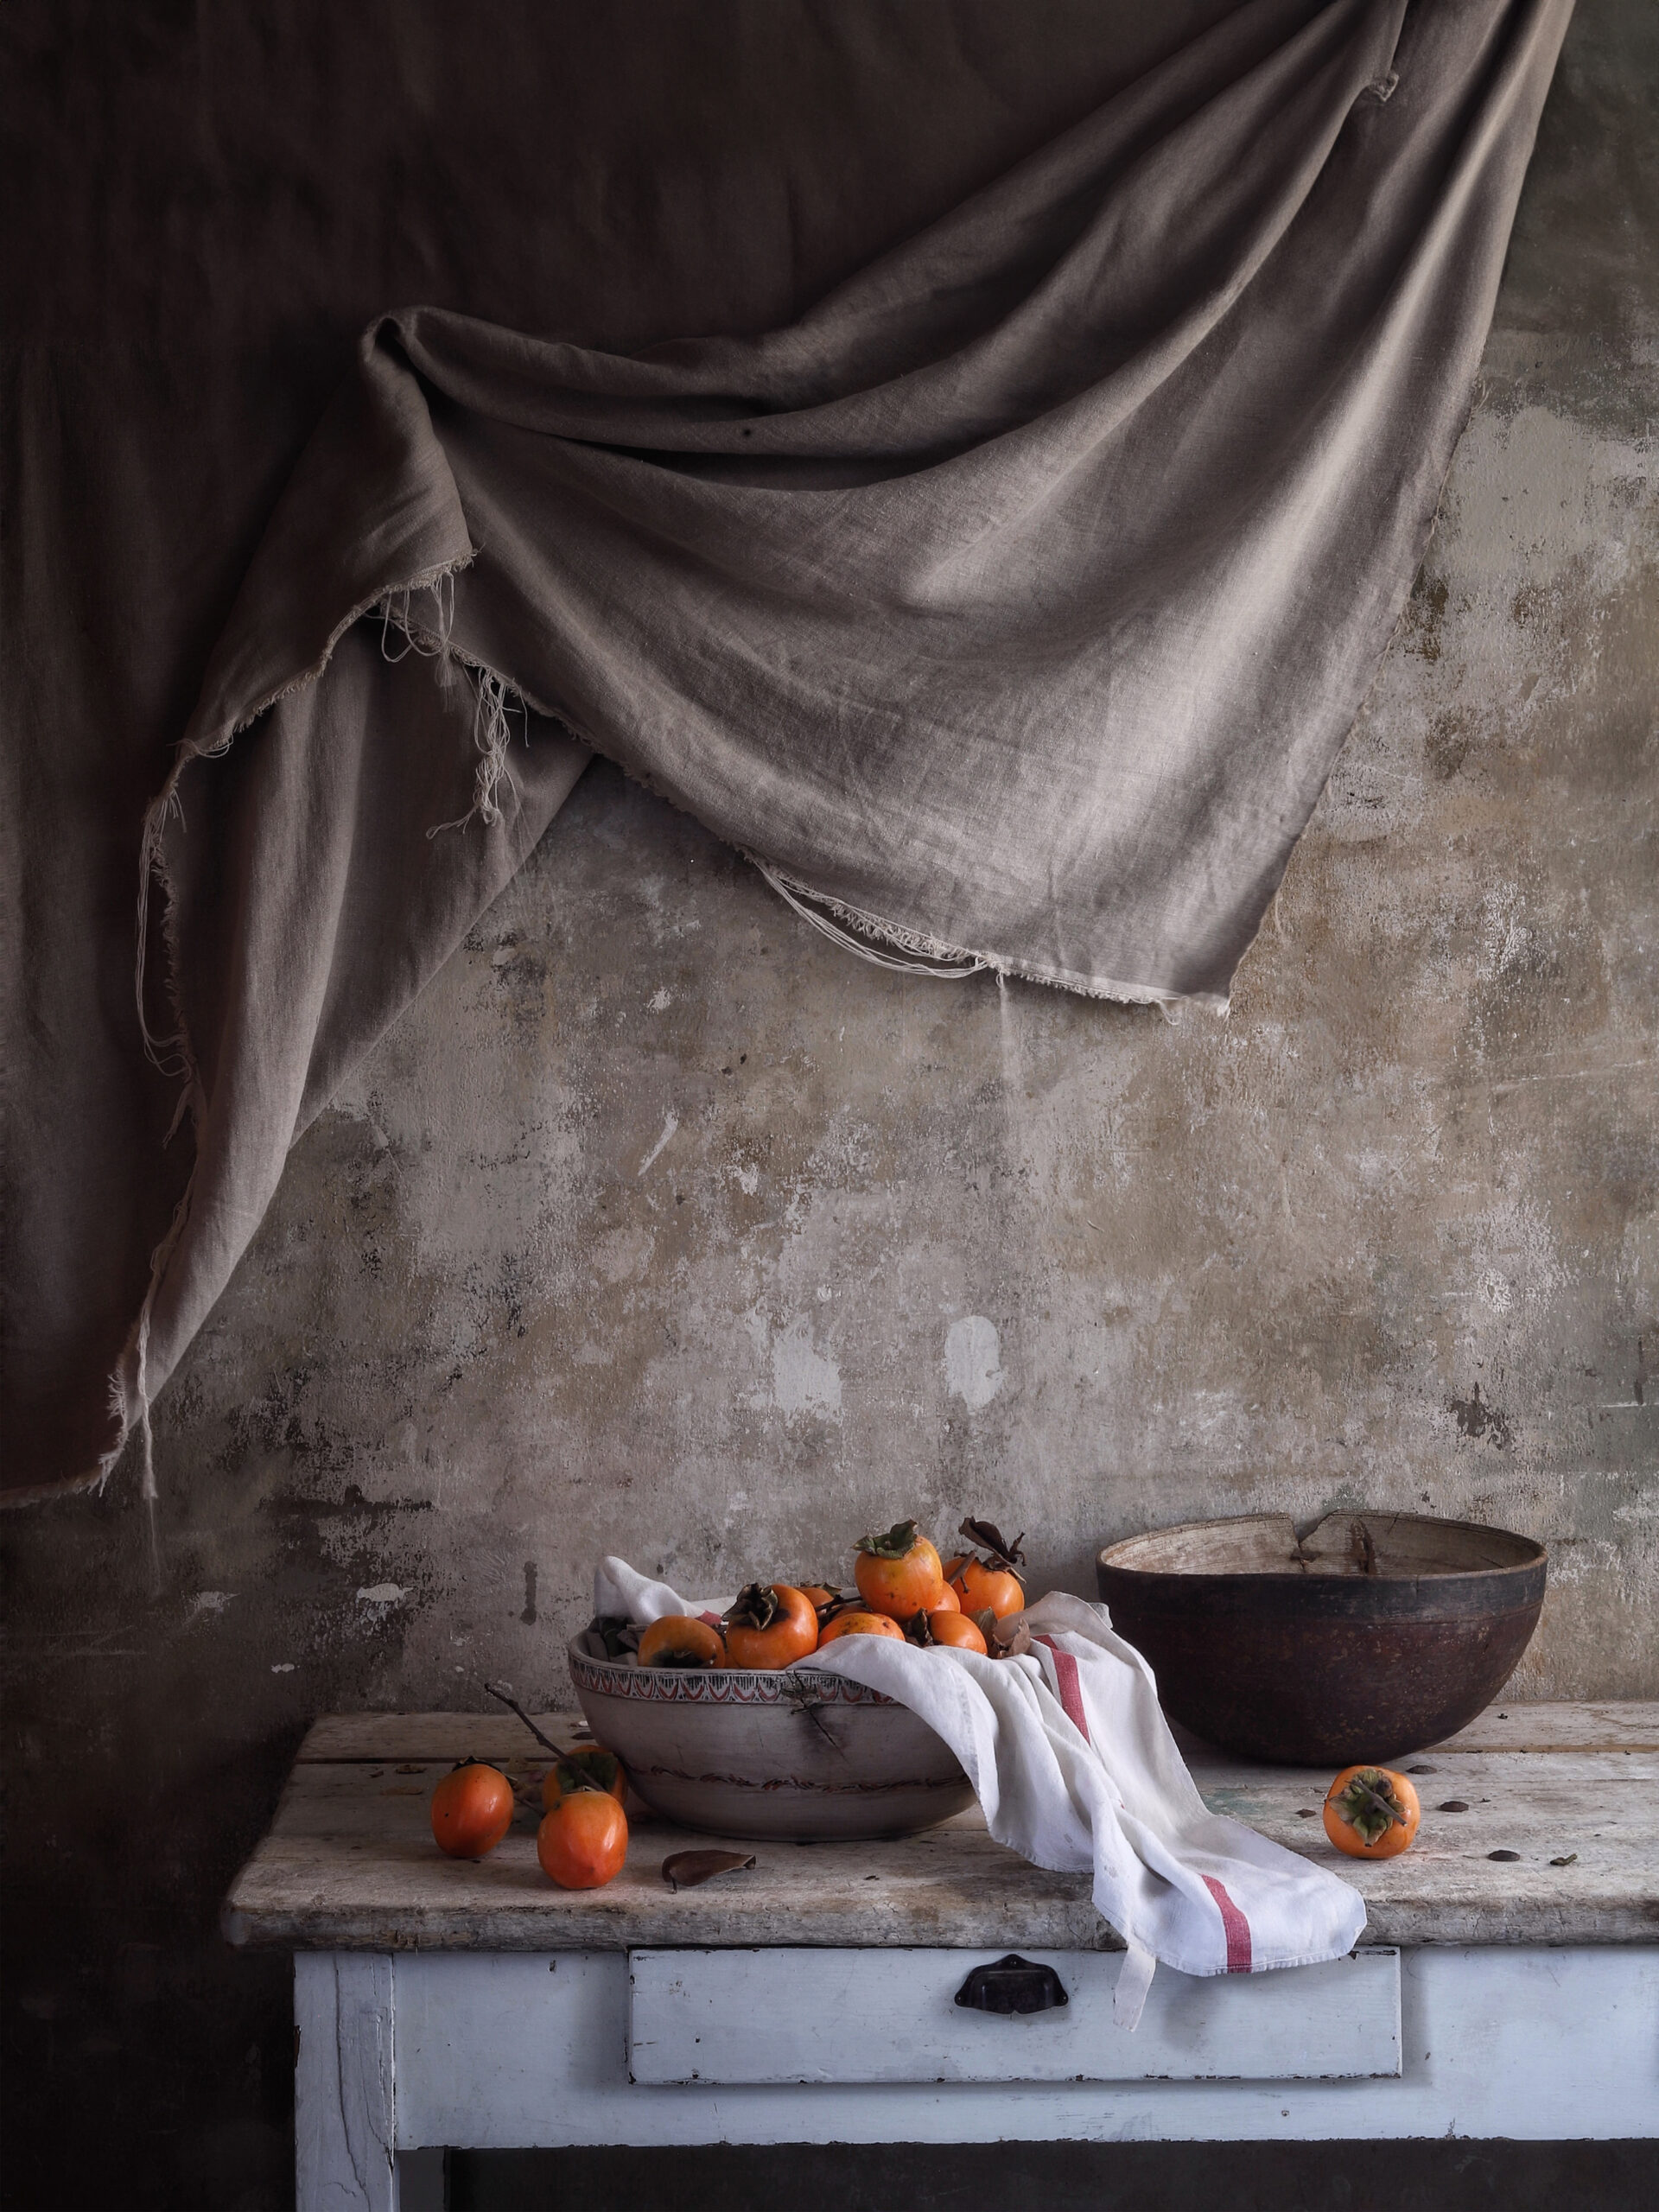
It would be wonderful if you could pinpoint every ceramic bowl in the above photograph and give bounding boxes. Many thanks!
[1096,1510,1547,1766]
[567,1634,975,1840]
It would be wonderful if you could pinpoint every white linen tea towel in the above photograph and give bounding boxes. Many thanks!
[592,1560,1365,2027]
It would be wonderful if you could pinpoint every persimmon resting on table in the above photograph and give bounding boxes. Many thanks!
[538,1787,629,1889]
[1323,1765,1422,1859]
[429,1760,516,1859]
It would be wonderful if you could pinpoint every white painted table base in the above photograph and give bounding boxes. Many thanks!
[261,1704,1659,2209]
[298,1944,1659,2209]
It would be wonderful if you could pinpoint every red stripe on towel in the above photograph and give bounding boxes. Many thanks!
[1203,1877,1253,1973]
[1033,1635,1090,1743]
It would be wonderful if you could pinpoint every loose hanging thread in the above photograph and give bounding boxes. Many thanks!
[376,576,524,832]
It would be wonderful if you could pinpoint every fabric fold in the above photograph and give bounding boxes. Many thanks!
[59,0,1573,1499]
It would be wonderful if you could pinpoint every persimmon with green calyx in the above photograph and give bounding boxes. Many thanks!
[722,1583,820,1668]
[541,1746,627,1815]
[817,1608,904,1644]
[430,1759,516,1859]
[1323,1765,1421,1859]
[637,1615,727,1669]
[853,1519,945,1620]
[538,1786,629,1889]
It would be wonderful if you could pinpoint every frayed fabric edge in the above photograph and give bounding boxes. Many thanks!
[65,556,484,1529]
[749,855,1230,1016]
[16,553,1223,1518]
[373,575,531,834]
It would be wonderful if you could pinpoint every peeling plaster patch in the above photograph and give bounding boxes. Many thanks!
[648,988,672,1011]
[945,1315,1005,1412]
[270,1662,296,1674]
[186,1591,235,1623]
[637,1111,678,1176]
[732,1161,760,1195]
[771,1317,842,1421]
[356,1582,410,1605]
[593,1226,655,1284]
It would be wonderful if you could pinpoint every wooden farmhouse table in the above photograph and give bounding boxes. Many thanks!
[222,1700,1659,2209]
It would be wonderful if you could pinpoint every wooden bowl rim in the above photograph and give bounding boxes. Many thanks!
[1097,1509,1547,1584]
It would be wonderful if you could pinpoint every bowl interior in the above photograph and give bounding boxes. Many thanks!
[1099,1510,1544,1581]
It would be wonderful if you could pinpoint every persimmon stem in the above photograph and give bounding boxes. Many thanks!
[1351,1776,1408,1827]
[1334,1770,1409,1838]
[483,1680,565,1758]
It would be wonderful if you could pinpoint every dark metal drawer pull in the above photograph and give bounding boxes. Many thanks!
[954,1955,1069,2015]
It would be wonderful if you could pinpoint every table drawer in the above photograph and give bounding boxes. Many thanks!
[627,1946,1400,2085]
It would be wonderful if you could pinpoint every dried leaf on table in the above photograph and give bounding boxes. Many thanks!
[662,1849,756,1891]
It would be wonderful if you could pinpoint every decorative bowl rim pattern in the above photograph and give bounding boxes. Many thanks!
[568,1639,896,1706]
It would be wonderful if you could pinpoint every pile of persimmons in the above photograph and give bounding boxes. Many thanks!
[429,1516,1026,1892]
[632,1515,1028,1672]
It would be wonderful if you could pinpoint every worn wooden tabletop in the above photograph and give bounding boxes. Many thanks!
[222,1701,1659,1955]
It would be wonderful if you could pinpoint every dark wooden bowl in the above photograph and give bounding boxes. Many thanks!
[1096,1511,1546,1766]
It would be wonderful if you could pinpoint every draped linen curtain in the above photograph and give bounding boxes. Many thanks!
[3,0,1572,1500]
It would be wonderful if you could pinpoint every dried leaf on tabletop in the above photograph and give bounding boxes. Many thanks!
[663,1850,757,1891]
[1550,1853,1579,1867]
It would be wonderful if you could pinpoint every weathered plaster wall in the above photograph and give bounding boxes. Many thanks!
[156,162,1659,1715]
[3,7,1654,2206]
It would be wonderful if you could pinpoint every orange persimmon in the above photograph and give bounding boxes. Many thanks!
[948,1555,1025,1621]
[721,1583,820,1669]
[537,1789,628,1889]
[853,1519,945,1620]
[817,1609,904,1644]
[925,1608,988,1654]
[1322,1765,1421,1859]
[542,1745,627,1814]
[638,1615,727,1669]
[430,1760,515,1859]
